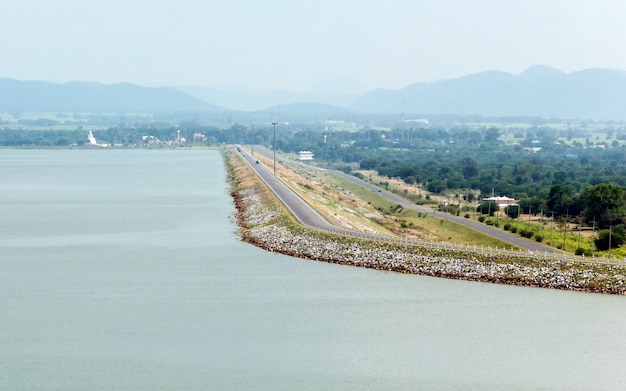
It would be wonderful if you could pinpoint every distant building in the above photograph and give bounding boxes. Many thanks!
[193,132,207,141]
[88,130,98,145]
[87,130,108,147]
[481,196,518,208]
[142,135,161,146]
[404,118,430,125]
[297,151,314,161]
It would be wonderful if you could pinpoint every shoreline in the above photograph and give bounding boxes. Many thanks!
[229,159,626,296]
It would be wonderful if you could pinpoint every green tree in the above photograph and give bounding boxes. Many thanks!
[477,201,499,216]
[580,184,626,228]
[546,184,576,217]
[461,157,479,179]
[484,127,501,143]
[594,225,625,251]
[359,158,378,170]
[505,205,520,218]
[427,179,446,194]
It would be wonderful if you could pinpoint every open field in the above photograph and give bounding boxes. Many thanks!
[360,170,626,259]
[0,111,152,131]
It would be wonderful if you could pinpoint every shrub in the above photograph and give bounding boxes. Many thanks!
[505,205,520,218]
[478,216,485,223]
[477,201,499,215]
[519,229,533,238]
[439,205,459,215]
[503,223,511,231]
[464,213,470,219]
[534,234,544,242]
[594,225,625,251]
[575,247,592,256]
[510,226,517,233]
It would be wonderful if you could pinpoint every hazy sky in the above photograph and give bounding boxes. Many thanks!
[2,0,626,92]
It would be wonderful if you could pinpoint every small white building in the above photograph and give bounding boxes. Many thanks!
[297,151,314,161]
[481,196,518,208]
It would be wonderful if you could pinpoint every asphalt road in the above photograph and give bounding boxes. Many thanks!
[331,170,555,253]
[237,146,557,253]
[237,147,382,240]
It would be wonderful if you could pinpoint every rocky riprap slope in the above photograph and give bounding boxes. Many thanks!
[232,183,626,295]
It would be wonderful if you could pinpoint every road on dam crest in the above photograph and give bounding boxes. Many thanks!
[236,146,558,254]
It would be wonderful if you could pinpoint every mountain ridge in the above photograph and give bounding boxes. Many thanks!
[3,66,626,120]
[349,66,626,119]
[0,78,221,113]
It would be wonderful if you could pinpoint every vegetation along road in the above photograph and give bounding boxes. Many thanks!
[237,147,385,240]
[331,170,555,253]
[237,146,556,254]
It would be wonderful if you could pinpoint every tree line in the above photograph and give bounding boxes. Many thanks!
[262,125,626,231]
[3,122,626,232]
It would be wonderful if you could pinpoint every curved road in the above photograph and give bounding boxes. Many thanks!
[237,146,557,253]
[332,170,555,253]
[237,147,382,240]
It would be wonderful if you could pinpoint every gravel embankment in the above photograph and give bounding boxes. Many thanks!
[233,185,626,295]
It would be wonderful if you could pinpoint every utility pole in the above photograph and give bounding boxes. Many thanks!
[609,224,613,259]
[250,124,254,157]
[592,216,596,255]
[272,122,278,175]
[496,202,499,225]
[563,210,568,252]
[550,211,554,246]
[578,213,582,250]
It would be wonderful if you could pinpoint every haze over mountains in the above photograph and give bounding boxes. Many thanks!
[2,66,626,120]
[350,66,626,119]
[0,78,220,113]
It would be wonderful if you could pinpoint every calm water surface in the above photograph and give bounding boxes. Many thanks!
[1,149,625,390]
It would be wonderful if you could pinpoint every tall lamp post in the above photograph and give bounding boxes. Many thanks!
[272,122,278,175]
[250,124,254,157]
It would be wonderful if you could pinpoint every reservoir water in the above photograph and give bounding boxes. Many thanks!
[1,149,625,390]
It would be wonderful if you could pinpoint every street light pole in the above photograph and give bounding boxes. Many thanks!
[250,124,254,157]
[272,122,278,175]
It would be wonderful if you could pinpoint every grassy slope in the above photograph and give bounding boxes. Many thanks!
[242,146,515,248]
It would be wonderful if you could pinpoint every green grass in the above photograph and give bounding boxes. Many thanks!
[324,172,517,248]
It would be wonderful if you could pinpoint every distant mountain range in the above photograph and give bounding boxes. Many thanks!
[184,66,626,120]
[349,66,626,119]
[178,85,357,112]
[0,78,220,113]
[3,66,626,120]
